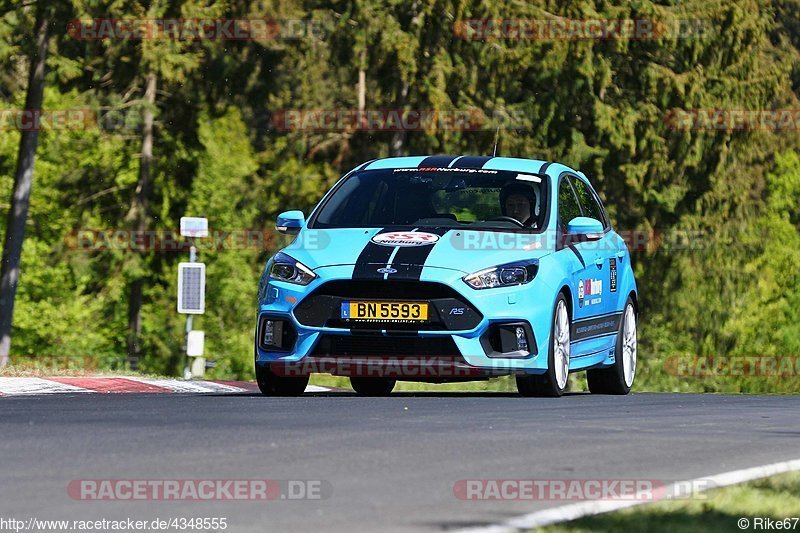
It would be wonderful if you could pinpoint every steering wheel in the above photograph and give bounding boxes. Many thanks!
[486,216,525,228]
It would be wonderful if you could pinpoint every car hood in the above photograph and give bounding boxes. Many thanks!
[280,227,554,275]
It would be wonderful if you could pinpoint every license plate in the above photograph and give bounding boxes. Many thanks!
[341,301,429,321]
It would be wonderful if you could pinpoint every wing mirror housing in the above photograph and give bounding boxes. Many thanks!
[276,211,305,235]
[567,216,604,241]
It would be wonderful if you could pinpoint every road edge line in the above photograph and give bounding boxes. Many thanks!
[458,457,800,533]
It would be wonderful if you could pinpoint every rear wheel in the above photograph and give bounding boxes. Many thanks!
[517,293,570,397]
[255,363,309,396]
[350,377,396,396]
[587,298,637,395]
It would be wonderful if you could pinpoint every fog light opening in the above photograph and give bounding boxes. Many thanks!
[260,317,295,352]
[264,320,275,346]
[515,326,528,351]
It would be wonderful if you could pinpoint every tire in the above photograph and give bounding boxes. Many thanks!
[516,293,570,397]
[350,377,396,396]
[255,363,309,396]
[587,297,637,395]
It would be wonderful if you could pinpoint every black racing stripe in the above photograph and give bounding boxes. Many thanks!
[567,243,585,267]
[454,156,494,169]
[352,228,398,279]
[418,155,457,168]
[538,162,553,174]
[575,310,624,321]
[571,313,622,342]
[386,227,451,281]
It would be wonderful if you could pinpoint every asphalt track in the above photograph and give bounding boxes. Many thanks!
[1,392,799,532]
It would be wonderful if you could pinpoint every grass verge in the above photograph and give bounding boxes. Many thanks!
[538,472,800,533]
[0,366,168,379]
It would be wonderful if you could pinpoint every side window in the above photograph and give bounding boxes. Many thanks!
[596,194,611,227]
[558,178,581,227]
[571,178,607,228]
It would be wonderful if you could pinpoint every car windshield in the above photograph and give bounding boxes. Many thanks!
[310,167,548,232]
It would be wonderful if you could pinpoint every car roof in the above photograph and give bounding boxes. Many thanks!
[357,156,585,183]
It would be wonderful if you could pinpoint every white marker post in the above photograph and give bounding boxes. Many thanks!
[178,217,208,379]
[187,330,206,378]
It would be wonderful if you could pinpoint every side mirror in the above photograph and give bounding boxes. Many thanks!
[276,210,305,235]
[567,216,604,241]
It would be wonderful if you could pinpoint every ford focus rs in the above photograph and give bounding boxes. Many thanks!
[255,155,638,397]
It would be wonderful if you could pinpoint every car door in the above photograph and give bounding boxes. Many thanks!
[568,176,620,354]
[556,176,596,326]
[569,176,615,317]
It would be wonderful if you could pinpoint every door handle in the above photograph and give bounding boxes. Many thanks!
[594,257,603,267]
[616,251,625,259]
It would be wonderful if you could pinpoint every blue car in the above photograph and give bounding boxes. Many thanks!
[255,156,638,397]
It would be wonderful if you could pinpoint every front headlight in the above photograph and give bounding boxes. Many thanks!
[268,252,317,286]
[463,260,538,290]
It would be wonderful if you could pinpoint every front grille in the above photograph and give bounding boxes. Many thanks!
[294,280,482,331]
[309,280,462,299]
[311,334,462,357]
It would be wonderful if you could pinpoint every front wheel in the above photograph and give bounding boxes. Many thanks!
[350,377,396,396]
[255,363,309,396]
[587,298,637,395]
[517,293,570,397]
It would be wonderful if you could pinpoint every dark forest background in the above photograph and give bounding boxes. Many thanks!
[1,0,799,392]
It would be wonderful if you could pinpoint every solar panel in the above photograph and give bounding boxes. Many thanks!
[177,262,206,314]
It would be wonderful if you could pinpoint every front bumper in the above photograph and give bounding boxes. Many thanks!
[255,265,555,375]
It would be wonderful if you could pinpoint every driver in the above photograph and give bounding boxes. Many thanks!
[499,181,538,227]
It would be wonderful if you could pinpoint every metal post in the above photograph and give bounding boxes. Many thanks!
[183,244,197,379]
